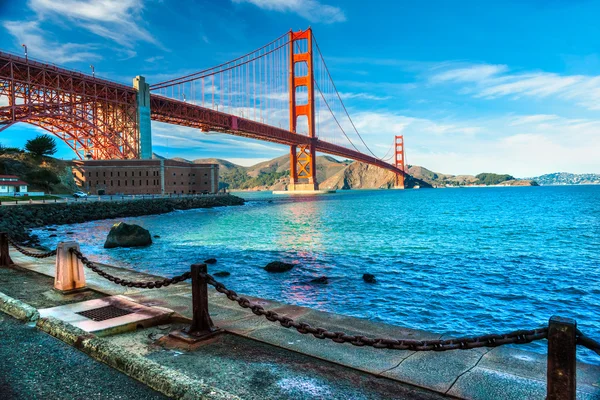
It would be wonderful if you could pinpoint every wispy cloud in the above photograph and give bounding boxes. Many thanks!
[509,114,559,126]
[339,92,391,101]
[429,62,600,110]
[232,0,346,24]
[3,20,101,63]
[28,0,158,48]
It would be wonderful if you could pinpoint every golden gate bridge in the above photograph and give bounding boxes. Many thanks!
[0,29,407,191]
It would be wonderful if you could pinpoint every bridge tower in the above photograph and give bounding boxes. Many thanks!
[394,135,405,189]
[288,29,318,192]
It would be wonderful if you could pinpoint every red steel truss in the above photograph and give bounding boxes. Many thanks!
[0,51,139,159]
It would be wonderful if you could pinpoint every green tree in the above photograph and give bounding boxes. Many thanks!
[25,134,57,158]
[25,169,60,192]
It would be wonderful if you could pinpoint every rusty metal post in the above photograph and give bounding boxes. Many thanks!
[170,263,222,343]
[186,263,218,335]
[547,316,577,400]
[0,232,14,266]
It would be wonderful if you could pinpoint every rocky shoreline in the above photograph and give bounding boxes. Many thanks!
[0,195,245,246]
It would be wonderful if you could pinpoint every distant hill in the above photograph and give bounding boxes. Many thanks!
[0,151,77,193]
[152,153,544,190]
[528,172,600,186]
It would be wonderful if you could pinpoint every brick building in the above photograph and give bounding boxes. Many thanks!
[71,159,219,195]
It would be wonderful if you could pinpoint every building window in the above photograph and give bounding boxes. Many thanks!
[125,180,127,186]
[125,171,128,177]
[146,180,148,185]
[103,172,106,177]
[96,172,98,177]
[118,180,120,186]
[146,171,148,176]
[88,172,91,177]
[139,180,142,186]
[139,171,142,177]
[111,181,113,186]
[204,182,208,185]
[204,173,208,176]
[111,172,113,177]
[117,172,120,177]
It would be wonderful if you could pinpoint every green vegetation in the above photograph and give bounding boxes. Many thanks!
[475,173,515,185]
[0,143,23,154]
[25,169,61,192]
[220,168,289,189]
[24,134,58,158]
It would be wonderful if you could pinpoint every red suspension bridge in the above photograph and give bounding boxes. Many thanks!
[0,29,407,190]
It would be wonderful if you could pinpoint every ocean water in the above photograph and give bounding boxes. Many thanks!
[33,186,600,363]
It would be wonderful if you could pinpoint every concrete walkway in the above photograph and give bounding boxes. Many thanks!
[0,312,167,400]
[5,252,600,399]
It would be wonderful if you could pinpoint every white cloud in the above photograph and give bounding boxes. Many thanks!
[339,92,391,101]
[232,0,346,24]
[0,96,9,107]
[429,63,600,110]
[509,114,559,126]
[28,0,157,47]
[3,20,101,64]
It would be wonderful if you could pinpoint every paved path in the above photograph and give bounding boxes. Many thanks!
[0,313,167,400]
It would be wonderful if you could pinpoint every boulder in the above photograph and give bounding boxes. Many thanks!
[204,258,217,264]
[213,271,230,277]
[264,261,294,273]
[310,276,328,284]
[104,222,152,249]
[362,273,377,283]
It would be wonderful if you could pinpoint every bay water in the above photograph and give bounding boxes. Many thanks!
[33,186,600,363]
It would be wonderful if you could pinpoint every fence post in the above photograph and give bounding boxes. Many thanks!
[547,316,577,400]
[54,242,86,293]
[0,232,14,266]
[170,263,221,343]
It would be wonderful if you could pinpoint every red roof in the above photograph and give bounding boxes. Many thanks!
[0,175,20,179]
[0,181,28,186]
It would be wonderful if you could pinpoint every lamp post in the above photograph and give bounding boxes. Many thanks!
[90,65,95,78]
[21,44,27,62]
[183,93,186,102]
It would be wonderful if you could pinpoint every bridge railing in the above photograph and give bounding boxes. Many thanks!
[1,233,599,400]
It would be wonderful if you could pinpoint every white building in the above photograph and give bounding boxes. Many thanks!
[0,175,29,195]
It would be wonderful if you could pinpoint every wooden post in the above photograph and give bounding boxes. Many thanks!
[54,242,86,293]
[0,232,14,266]
[547,316,577,400]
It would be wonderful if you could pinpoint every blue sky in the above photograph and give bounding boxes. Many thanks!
[1,0,600,177]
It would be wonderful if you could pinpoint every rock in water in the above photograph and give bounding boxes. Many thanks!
[264,261,294,273]
[310,276,329,284]
[104,222,152,249]
[362,273,377,283]
[213,271,230,277]
[204,258,217,264]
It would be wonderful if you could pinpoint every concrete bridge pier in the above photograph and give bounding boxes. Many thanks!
[134,76,152,160]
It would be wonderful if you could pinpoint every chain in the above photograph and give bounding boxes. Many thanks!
[70,248,191,289]
[7,236,57,258]
[577,329,600,356]
[201,272,548,351]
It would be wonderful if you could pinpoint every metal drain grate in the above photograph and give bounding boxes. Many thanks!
[76,305,134,322]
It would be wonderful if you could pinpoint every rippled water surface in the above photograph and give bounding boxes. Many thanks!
[33,186,600,363]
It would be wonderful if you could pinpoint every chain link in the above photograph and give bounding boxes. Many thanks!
[7,236,57,258]
[201,272,548,351]
[577,329,600,356]
[70,248,191,289]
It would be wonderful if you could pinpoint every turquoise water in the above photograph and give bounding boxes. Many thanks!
[34,186,600,363]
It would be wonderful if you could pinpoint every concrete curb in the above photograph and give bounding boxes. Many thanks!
[0,291,239,400]
[0,291,40,322]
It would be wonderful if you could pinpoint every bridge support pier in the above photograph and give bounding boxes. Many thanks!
[134,76,152,160]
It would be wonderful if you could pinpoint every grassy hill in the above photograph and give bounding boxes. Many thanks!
[0,150,77,194]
